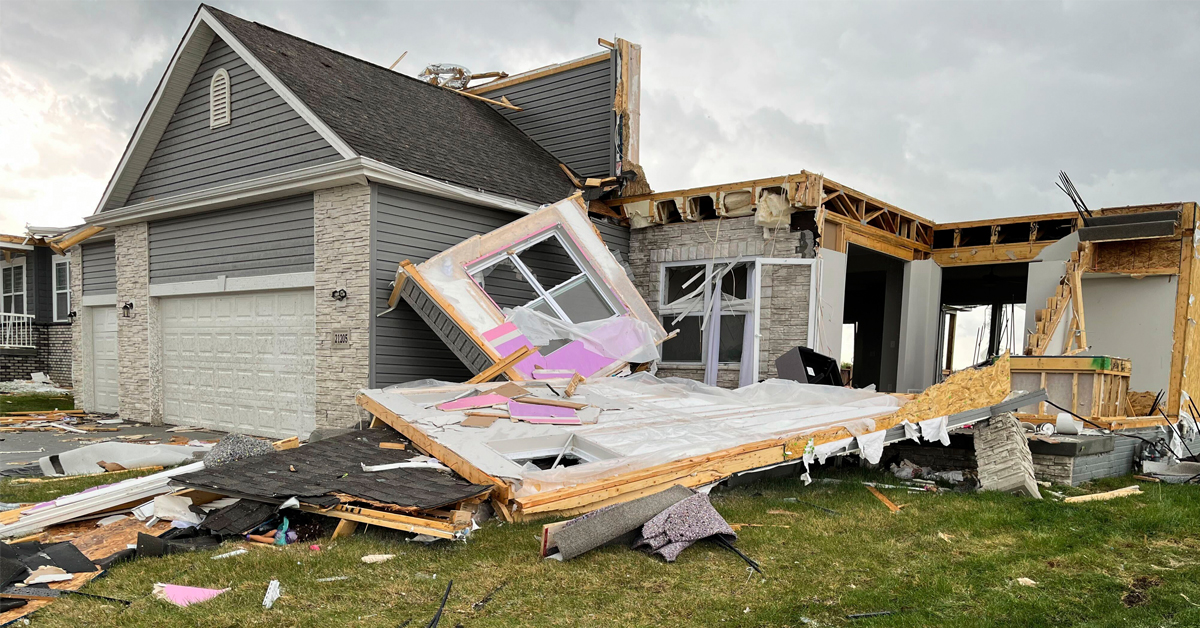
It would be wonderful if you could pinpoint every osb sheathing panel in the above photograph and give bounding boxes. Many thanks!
[1092,238,1182,273]
[885,354,1012,427]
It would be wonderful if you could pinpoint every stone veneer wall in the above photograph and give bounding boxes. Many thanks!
[42,324,72,385]
[628,216,814,387]
[68,247,92,410]
[114,223,155,424]
[313,183,372,428]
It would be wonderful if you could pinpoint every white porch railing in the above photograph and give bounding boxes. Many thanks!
[0,313,35,348]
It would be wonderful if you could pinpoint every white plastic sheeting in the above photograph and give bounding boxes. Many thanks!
[506,306,661,364]
[363,373,905,498]
[38,441,212,477]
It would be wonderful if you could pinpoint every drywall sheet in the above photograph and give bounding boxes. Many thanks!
[815,250,847,360]
[1081,274,1177,392]
[897,259,942,393]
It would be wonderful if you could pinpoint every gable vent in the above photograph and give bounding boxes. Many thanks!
[209,68,231,129]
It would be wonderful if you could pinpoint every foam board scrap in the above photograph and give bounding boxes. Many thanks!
[152,583,229,607]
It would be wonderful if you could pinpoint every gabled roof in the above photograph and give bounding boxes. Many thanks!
[95,5,574,215]
[205,6,574,205]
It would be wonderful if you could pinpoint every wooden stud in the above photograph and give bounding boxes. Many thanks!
[330,519,357,539]
[866,486,902,513]
[466,345,535,384]
[565,373,585,397]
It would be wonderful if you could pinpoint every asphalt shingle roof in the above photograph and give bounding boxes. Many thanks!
[207,6,575,205]
[173,430,491,512]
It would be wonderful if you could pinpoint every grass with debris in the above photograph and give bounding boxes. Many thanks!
[0,392,74,414]
[17,470,1200,627]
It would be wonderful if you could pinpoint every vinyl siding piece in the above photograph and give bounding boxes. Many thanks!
[147,195,315,284]
[369,184,631,387]
[123,36,340,206]
[81,240,117,296]
[475,56,616,179]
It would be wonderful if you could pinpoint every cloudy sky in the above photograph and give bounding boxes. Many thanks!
[2,0,1198,233]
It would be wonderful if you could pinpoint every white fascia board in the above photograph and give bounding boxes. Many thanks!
[199,7,356,160]
[82,295,118,307]
[148,272,315,297]
[361,158,543,216]
[0,243,35,251]
[87,158,546,227]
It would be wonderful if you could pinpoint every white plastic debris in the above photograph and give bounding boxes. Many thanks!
[361,554,395,564]
[25,566,72,584]
[152,494,203,525]
[361,457,447,472]
[262,579,282,609]
[1017,577,1038,587]
[316,576,349,582]
[212,548,248,560]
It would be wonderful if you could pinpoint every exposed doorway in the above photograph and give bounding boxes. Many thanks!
[842,245,905,391]
[938,263,1028,377]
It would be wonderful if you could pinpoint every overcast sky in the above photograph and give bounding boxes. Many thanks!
[2,0,1198,233]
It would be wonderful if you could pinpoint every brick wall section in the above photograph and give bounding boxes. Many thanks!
[314,183,372,428]
[973,413,1041,498]
[68,247,92,409]
[628,216,814,386]
[1031,454,1074,485]
[115,223,153,424]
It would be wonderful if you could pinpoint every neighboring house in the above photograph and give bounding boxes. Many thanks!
[0,232,74,385]
[72,5,639,438]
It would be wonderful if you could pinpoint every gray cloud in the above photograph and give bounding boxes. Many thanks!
[1,0,1198,233]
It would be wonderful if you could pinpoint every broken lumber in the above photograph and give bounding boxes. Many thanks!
[1063,485,1142,503]
[466,345,535,384]
[866,486,902,513]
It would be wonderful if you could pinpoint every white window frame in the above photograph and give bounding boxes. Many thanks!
[658,258,755,366]
[209,68,231,128]
[465,228,622,324]
[53,256,71,322]
[749,258,820,381]
[1,256,28,316]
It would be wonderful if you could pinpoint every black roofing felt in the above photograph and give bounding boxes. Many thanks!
[206,6,576,205]
[172,430,490,511]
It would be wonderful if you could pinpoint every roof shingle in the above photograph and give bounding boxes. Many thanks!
[207,6,575,205]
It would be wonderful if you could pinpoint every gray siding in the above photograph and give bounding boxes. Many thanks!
[148,195,314,284]
[81,240,117,296]
[123,36,340,206]
[476,56,616,179]
[370,184,631,387]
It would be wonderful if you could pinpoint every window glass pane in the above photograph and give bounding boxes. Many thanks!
[2,296,10,313]
[718,314,746,362]
[12,295,23,315]
[517,235,580,292]
[720,264,750,299]
[2,268,10,294]
[55,262,68,291]
[57,293,69,319]
[549,276,614,323]
[12,266,22,292]
[471,258,539,311]
[661,316,702,362]
[664,265,705,304]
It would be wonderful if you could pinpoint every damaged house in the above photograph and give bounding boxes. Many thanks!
[64,5,1199,496]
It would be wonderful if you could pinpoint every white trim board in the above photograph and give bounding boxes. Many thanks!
[750,258,820,382]
[81,295,118,307]
[93,7,356,215]
[148,272,315,297]
[86,157,542,228]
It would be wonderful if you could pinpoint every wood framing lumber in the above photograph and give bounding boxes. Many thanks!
[510,396,587,409]
[467,51,610,94]
[565,373,585,397]
[299,505,458,539]
[558,163,583,188]
[356,393,512,502]
[379,442,407,450]
[48,225,104,255]
[1062,485,1142,503]
[330,519,357,539]
[866,486,902,513]
[466,345,535,384]
[272,436,300,451]
[447,86,522,110]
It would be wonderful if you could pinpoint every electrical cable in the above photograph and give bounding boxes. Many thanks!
[1043,400,1167,452]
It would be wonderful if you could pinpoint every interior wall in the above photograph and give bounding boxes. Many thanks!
[1081,274,1177,393]
[844,245,904,392]
[815,250,847,361]
[897,259,943,393]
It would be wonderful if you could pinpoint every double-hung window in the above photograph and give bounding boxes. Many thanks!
[468,229,620,325]
[658,260,753,364]
[1,260,26,315]
[53,258,70,322]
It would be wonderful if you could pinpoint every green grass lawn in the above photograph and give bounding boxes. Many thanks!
[11,470,1200,627]
[0,392,74,414]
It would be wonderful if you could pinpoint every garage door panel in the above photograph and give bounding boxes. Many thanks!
[161,289,314,438]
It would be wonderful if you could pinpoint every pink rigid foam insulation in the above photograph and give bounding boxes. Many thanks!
[152,583,229,607]
[438,393,511,411]
[508,401,579,424]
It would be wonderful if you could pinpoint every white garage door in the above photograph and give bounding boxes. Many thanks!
[91,306,119,414]
[161,289,315,438]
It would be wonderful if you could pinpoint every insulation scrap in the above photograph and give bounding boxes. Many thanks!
[152,583,229,607]
[887,355,1011,427]
[633,492,736,562]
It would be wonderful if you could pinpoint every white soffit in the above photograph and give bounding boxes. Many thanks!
[93,7,356,215]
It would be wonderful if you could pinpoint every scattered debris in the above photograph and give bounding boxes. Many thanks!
[1016,577,1037,587]
[937,531,954,543]
[866,486,902,513]
[152,583,229,607]
[471,581,507,611]
[211,548,248,560]
[316,576,349,582]
[202,434,276,468]
[361,554,396,564]
[847,611,894,620]
[262,579,282,609]
[1063,485,1142,503]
